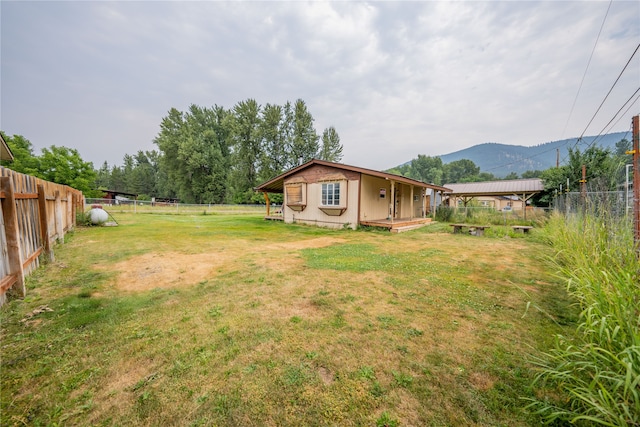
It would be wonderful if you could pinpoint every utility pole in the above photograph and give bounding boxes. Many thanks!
[580,164,587,213]
[631,115,639,250]
[556,149,560,168]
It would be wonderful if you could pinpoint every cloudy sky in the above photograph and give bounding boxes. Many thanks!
[2,1,639,171]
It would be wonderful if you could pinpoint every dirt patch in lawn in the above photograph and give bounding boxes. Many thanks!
[104,237,345,292]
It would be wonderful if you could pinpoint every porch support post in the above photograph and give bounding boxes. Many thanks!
[422,188,426,218]
[410,186,414,219]
[263,192,270,216]
[390,180,395,223]
[433,190,438,216]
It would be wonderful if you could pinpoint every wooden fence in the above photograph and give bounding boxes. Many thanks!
[0,167,84,306]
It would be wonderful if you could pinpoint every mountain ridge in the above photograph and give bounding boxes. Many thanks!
[426,132,629,177]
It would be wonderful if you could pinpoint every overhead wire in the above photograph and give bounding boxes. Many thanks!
[574,42,640,146]
[559,0,613,140]
[586,87,640,148]
[486,41,640,172]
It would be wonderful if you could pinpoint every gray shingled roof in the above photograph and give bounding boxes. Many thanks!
[443,178,543,196]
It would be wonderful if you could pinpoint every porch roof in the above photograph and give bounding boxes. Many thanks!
[255,159,451,194]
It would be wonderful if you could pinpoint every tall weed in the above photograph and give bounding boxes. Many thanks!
[530,211,640,425]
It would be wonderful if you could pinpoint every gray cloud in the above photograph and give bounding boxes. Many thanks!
[2,1,638,171]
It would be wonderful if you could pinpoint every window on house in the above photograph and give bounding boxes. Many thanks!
[287,184,303,204]
[321,182,340,206]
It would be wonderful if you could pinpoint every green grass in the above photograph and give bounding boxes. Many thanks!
[1,213,575,426]
[528,212,640,426]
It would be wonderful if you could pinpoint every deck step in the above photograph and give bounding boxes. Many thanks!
[391,223,430,233]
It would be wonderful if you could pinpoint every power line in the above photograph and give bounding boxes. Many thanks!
[575,43,640,145]
[587,87,640,148]
[560,0,613,140]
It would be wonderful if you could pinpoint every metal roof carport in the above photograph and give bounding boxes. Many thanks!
[443,178,544,220]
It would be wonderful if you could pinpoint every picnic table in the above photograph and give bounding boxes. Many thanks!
[449,223,490,236]
[512,225,534,234]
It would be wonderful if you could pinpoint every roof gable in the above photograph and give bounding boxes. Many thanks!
[1,134,14,161]
[255,159,451,193]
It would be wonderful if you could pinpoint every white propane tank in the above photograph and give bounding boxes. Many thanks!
[89,208,109,225]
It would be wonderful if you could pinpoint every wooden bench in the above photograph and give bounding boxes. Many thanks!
[450,224,490,236]
[512,225,534,234]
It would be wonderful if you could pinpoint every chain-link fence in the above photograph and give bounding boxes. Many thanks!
[551,190,633,218]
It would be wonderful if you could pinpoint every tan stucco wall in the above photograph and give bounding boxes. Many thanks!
[360,176,426,220]
[360,175,391,221]
[283,180,359,230]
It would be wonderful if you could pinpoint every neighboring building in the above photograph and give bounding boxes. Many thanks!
[0,134,14,162]
[443,178,544,214]
[100,190,138,204]
[254,159,450,231]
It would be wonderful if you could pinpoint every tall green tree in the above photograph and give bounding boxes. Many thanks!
[259,103,287,182]
[38,146,99,196]
[287,99,319,167]
[154,105,231,203]
[228,99,262,203]
[407,155,443,185]
[0,132,41,175]
[319,126,343,163]
[443,159,480,183]
[95,161,111,189]
[154,107,186,199]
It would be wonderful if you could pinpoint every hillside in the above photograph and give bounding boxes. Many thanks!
[433,132,629,177]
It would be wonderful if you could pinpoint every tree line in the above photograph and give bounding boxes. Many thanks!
[106,99,342,204]
[390,138,632,205]
[2,98,343,204]
[2,110,631,207]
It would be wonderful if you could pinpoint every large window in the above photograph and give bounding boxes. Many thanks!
[321,182,340,206]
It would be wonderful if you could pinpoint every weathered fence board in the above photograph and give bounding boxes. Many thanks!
[0,167,84,305]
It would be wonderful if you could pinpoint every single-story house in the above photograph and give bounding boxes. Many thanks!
[0,134,14,162]
[254,159,451,231]
[443,178,544,218]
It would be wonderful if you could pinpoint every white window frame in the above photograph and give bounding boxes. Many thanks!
[321,182,341,206]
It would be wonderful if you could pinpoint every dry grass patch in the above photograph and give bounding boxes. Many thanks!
[0,214,575,426]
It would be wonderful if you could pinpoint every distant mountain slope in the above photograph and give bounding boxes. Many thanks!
[437,132,629,177]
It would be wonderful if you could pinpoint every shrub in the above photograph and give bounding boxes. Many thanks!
[435,206,454,222]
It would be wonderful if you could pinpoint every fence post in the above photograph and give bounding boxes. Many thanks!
[37,184,54,262]
[55,190,63,243]
[71,192,77,228]
[1,176,25,297]
[632,115,639,251]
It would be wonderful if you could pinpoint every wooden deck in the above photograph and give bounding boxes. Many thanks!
[360,217,432,233]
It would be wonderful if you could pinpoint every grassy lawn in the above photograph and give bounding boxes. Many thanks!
[1,213,575,426]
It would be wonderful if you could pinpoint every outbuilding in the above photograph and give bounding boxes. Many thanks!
[443,178,544,219]
[255,159,450,232]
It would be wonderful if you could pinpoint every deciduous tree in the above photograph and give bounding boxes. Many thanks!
[320,126,343,163]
